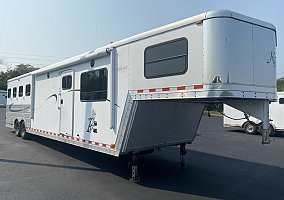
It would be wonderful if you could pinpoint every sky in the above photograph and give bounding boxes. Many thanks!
[0,0,283,77]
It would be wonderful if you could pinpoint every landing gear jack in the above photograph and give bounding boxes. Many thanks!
[178,143,187,168]
[129,153,140,183]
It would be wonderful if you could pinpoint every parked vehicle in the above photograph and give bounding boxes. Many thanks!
[6,10,277,181]
[224,92,284,135]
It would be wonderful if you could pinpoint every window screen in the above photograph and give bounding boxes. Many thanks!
[19,86,23,97]
[13,87,17,98]
[62,75,72,90]
[144,38,188,79]
[8,89,11,98]
[25,84,31,96]
[80,68,107,101]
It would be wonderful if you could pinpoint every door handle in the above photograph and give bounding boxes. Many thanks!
[61,99,64,104]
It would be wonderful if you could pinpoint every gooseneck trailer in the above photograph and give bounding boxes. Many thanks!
[6,10,277,181]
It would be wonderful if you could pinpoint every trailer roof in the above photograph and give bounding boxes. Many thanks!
[8,10,276,82]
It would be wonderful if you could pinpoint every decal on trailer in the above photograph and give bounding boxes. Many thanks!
[87,110,98,133]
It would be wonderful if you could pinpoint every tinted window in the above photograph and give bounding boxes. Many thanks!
[8,89,11,98]
[19,86,23,97]
[13,87,17,98]
[62,75,72,90]
[25,84,31,96]
[279,98,284,104]
[80,68,107,101]
[144,38,188,79]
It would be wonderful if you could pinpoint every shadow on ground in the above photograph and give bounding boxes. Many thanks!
[17,134,284,200]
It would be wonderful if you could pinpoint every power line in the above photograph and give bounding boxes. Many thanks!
[2,61,46,65]
[0,51,67,59]
[3,56,59,62]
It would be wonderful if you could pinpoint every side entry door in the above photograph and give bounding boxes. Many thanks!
[60,70,74,136]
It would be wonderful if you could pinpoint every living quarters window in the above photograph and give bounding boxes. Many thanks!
[80,68,107,102]
[13,87,17,98]
[25,84,31,96]
[8,89,11,98]
[19,86,23,97]
[144,37,188,79]
[62,75,72,90]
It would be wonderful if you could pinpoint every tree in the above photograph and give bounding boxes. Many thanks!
[0,64,39,90]
[277,77,284,92]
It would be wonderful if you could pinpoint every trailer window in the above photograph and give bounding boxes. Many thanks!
[19,86,23,97]
[25,84,31,96]
[279,98,284,104]
[144,38,188,79]
[13,87,17,98]
[62,75,72,90]
[80,68,107,101]
[8,89,11,98]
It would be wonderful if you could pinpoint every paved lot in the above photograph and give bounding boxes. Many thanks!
[0,108,284,200]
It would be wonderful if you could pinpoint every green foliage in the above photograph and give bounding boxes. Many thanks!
[0,64,39,90]
[277,77,284,92]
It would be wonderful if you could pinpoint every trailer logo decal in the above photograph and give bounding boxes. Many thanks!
[45,94,58,102]
[8,104,31,112]
[267,50,276,68]
[87,111,98,133]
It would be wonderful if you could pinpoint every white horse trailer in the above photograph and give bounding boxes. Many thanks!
[224,92,284,134]
[6,10,277,181]
[0,90,7,107]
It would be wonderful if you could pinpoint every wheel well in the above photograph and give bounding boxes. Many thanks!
[269,122,276,131]
[242,121,250,128]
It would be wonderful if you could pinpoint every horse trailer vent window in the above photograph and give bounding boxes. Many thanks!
[13,87,17,98]
[19,86,23,97]
[62,75,72,90]
[25,84,31,96]
[144,37,188,79]
[80,68,108,102]
[8,89,11,98]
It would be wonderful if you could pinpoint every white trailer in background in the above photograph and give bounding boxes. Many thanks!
[6,10,277,181]
[0,90,7,107]
[224,92,284,134]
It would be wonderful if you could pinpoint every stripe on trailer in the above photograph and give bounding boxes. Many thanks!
[137,89,144,93]
[177,86,186,90]
[162,87,170,92]
[194,84,203,89]
[149,88,156,92]
[28,128,115,150]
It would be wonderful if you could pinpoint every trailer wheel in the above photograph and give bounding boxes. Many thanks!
[14,120,21,137]
[244,121,257,134]
[20,121,29,140]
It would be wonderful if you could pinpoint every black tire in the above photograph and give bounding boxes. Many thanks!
[244,121,257,134]
[14,120,21,137]
[20,121,29,140]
